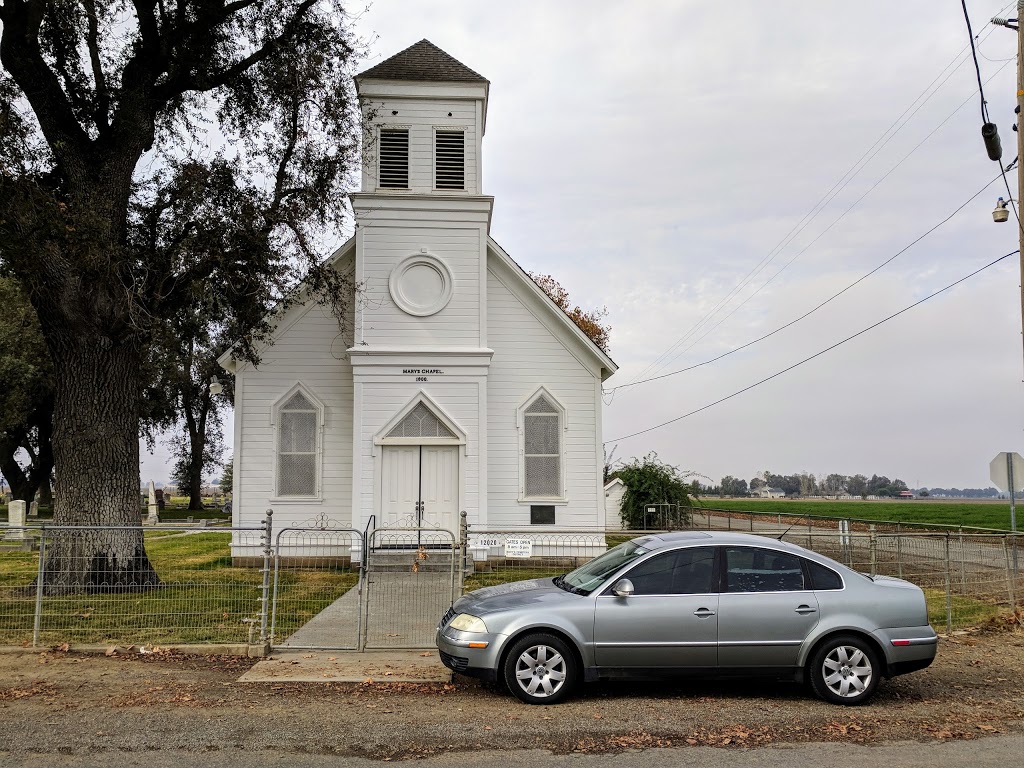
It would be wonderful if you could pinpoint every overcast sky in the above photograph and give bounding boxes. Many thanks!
[142,0,1024,490]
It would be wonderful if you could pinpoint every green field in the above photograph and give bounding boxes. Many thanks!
[700,498,1018,531]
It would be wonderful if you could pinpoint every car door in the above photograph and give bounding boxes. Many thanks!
[593,546,718,669]
[716,546,819,669]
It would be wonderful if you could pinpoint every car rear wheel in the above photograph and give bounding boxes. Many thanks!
[809,635,880,705]
[503,633,578,705]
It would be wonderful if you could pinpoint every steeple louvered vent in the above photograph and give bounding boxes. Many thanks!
[435,130,465,190]
[379,129,409,189]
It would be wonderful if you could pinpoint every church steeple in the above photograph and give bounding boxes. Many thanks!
[355,41,489,195]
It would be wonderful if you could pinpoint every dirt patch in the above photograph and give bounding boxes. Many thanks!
[0,631,1022,760]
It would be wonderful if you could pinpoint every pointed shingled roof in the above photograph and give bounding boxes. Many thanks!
[357,39,488,83]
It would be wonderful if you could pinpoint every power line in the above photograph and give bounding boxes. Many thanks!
[620,17,1010,390]
[640,64,1014,382]
[605,250,1017,443]
[604,172,1003,394]
[961,0,991,123]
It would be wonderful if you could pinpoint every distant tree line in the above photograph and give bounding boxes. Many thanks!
[703,471,998,498]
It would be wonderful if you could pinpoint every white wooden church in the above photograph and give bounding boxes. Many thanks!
[220,41,617,546]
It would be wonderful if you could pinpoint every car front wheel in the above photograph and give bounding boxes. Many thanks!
[809,635,880,705]
[503,633,578,705]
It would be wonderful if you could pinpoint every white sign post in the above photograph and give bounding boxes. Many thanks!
[989,452,1024,533]
[990,452,1022,574]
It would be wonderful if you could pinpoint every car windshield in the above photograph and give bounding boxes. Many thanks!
[560,540,651,594]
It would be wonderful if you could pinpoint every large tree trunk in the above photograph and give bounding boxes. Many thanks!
[43,340,159,592]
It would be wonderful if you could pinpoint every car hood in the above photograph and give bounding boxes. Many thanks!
[455,577,581,615]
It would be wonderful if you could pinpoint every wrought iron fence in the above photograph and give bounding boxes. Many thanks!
[362,527,458,649]
[270,524,363,650]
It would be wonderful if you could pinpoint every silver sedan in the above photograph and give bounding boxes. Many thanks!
[436,531,937,705]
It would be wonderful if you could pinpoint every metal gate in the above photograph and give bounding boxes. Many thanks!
[270,525,363,649]
[361,526,458,649]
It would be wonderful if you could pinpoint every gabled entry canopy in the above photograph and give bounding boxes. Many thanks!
[374,392,466,446]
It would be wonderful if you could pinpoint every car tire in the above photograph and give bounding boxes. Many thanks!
[502,633,578,705]
[809,634,880,705]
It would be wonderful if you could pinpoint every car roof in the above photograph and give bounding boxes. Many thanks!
[639,530,811,556]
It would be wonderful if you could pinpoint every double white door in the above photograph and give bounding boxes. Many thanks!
[381,446,459,531]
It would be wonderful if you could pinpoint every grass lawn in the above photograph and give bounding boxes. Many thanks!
[0,532,356,646]
[701,498,1018,531]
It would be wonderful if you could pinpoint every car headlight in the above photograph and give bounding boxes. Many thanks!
[449,613,488,633]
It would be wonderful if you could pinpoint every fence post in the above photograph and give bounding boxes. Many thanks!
[958,527,967,594]
[459,510,468,596]
[1004,536,1017,615]
[258,509,273,649]
[895,523,903,579]
[869,525,877,578]
[32,530,46,648]
[944,533,953,635]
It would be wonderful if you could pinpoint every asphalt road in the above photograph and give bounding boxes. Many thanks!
[8,737,1024,768]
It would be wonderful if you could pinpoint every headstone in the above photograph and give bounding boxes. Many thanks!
[28,501,39,518]
[155,488,165,511]
[4,500,28,541]
[146,481,160,524]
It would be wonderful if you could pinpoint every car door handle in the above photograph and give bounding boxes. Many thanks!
[693,608,716,617]
[795,605,817,615]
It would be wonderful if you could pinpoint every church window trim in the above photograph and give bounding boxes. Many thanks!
[389,252,454,317]
[375,392,467,448]
[270,384,326,501]
[517,387,568,504]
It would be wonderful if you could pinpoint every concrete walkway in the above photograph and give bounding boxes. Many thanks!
[275,571,455,650]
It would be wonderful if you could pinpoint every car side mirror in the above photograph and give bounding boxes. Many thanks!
[611,578,635,598]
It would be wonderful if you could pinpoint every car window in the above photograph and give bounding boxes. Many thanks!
[724,547,806,593]
[622,547,716,595]
[563,539,651,594]
[806,559,843,590]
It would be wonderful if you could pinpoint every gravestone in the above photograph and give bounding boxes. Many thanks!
[146,481,160,524]
[28,500,39,518]
[4,500,28,541]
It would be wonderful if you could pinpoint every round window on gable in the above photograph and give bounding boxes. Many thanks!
[389,253,454,316]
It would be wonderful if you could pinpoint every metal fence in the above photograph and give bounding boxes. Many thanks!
[1,511,1021,652]
[0,523,267,647]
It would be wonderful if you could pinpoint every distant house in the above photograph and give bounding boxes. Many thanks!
[753,487,785,499]
[604,478,626,530]
[898,490,915,499]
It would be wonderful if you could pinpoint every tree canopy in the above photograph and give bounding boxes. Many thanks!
[0,1,362,588]
[614,453,696,529]
[529,272,612,354]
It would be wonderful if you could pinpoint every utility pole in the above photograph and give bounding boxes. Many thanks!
[1017,1,1024,367]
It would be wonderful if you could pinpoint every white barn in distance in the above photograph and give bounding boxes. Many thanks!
[220,41,617,553]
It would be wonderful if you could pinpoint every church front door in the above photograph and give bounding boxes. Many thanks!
[381,445,459,531]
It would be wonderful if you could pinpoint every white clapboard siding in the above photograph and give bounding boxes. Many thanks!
[235,299,355,530]
[486,267,603,529]
[361,98,480,194]
[359,225,483,346]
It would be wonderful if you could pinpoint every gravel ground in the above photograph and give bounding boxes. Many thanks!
[1,628,1023,761]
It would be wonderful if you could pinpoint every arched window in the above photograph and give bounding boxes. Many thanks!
[519,389,566,501]
[274,388,323,497]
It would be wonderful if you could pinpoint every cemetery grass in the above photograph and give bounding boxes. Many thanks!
[702,499,1016,531]
[0,532,356,646]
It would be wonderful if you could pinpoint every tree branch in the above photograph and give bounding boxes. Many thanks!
[82,0,110,133]
[0,0,91,179]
